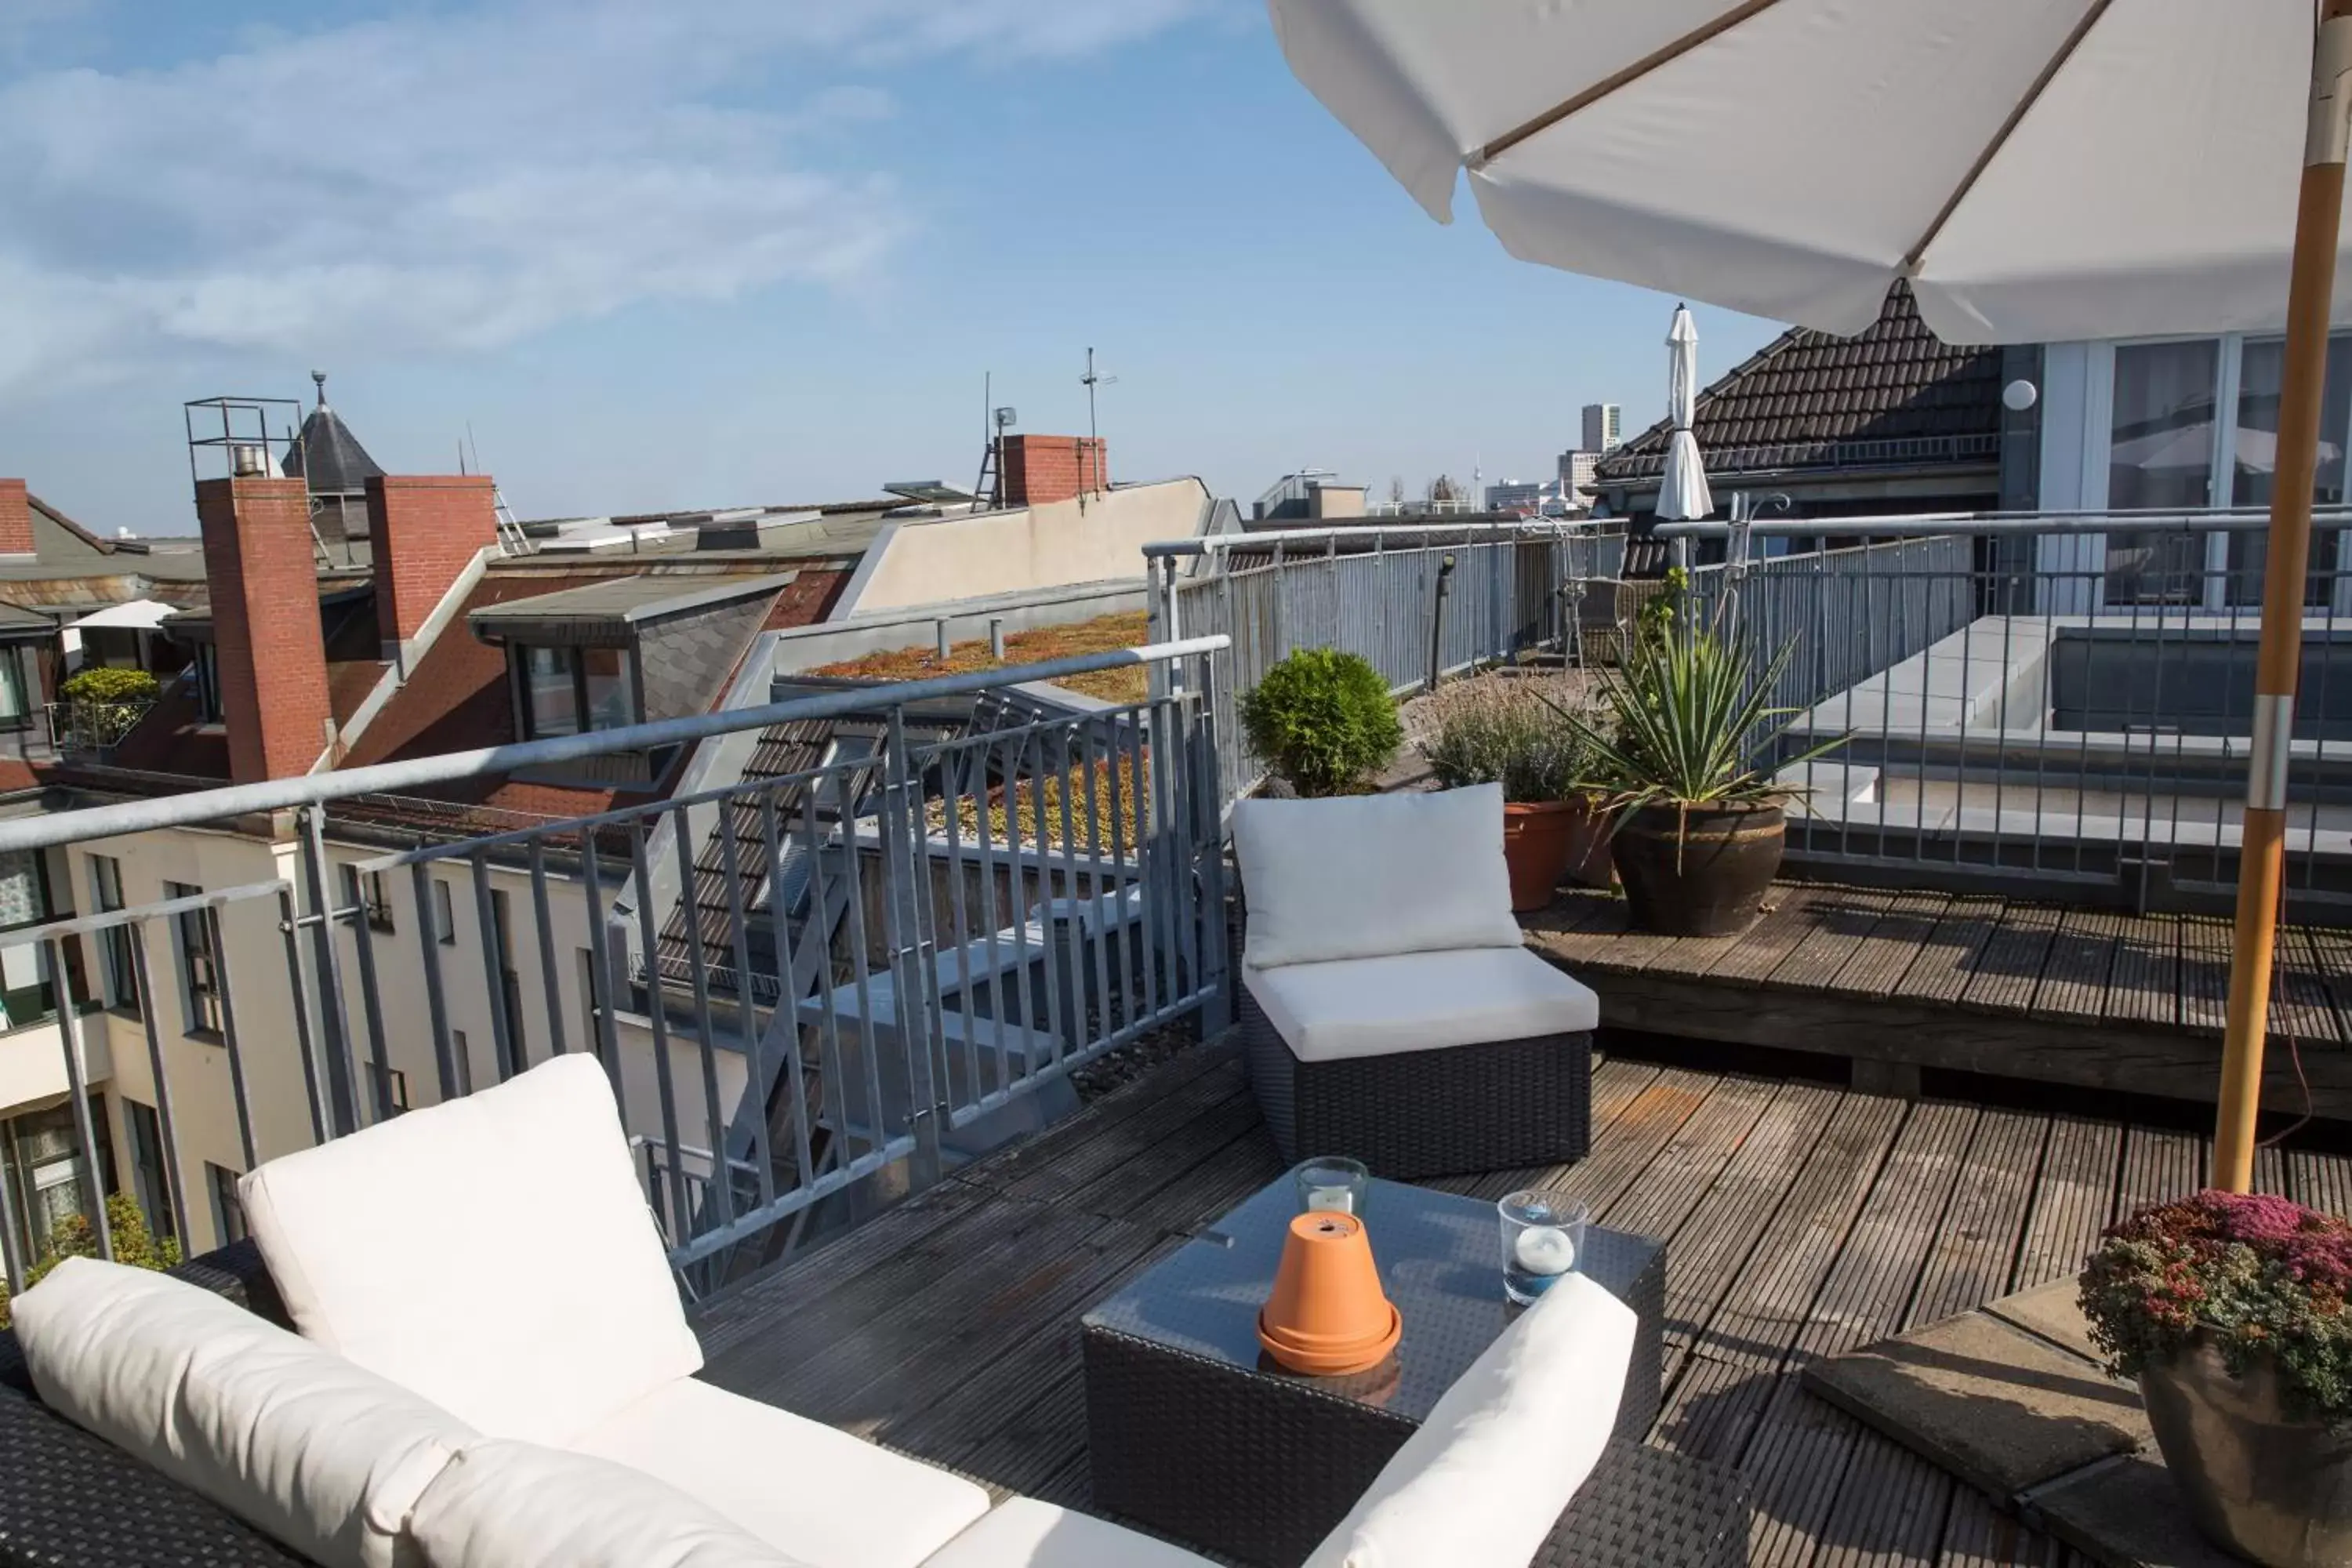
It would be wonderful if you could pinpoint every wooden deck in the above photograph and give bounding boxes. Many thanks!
[689,1029,2352,1568]
[1528,883,2352,1123]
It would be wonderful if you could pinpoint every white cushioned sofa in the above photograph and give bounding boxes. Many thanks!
[1231,785,1601,1178]
[1,1051,1647,1568]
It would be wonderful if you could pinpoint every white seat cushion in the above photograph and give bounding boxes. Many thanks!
[1245,947,1598,1062]
[239,1053,702,1446]
[1303,1272,1635,1568]
[408,1439,814,1568]
[919,1499,1217,1567]
[572,1375,990,1568]
[11,1257,478,1568]
[1232,786,1521,968]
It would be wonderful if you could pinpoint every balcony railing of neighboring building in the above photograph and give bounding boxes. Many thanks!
[1649,505,2352,919]
[42,699,157,758]
[0,636,1232,1298]
[1596,430,2003,483]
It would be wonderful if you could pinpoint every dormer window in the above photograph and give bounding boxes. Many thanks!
[517,644,637,739]
[191,644,223,724]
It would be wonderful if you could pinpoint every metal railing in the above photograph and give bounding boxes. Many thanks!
[1655,507,2352,918]
[1146,521,1623,803]
[42,699,153,757]
[0,637,1231,1299]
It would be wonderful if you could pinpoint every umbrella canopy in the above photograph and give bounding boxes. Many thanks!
[1266,0,2337,346]
[67,599,178,633]
[1657,304,1713,521]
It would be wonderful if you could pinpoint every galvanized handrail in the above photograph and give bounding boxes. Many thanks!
[0,635,1232,854]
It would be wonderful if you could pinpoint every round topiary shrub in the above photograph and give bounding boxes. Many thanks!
[59,666,158,706]
[1240,648,1403,798]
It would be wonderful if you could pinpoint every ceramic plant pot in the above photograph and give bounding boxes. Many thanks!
[2140,1334,2352,1567]
[1610,801,1784,936]
[1501,800,1581,912]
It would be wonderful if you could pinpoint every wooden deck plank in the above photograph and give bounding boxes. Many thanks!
[2101,912,2178,1029]
[2118,1126,2205,1218]
[1889,897,2005,1005]
[1600,1075,1783,1246]
[1425,1056,1667,1202]
[2012,1116,2123,1293]
[2177,916,2233,1035]
[2307,923,2352,1046]
[1743,1381,1874,1568]
[1829,891,1955,1000]
[2029,909,2122,1023]
[1767,890,1898,994]
[1446,1065,1721,1207]
[1809,1428,1954,1568]
[1521,889,1634,967]
[2291,1147,2352,1218]
[1935,1483,2062,1567]
[1958,903,2063,1015]
[1906,1110,2046,1329]
[2275,927,2349,1048]
[1706,887,1832,984]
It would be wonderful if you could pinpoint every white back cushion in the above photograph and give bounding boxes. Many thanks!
[1231,786,1521,968]
[239,1053,702,1445]
[1302,1272,1635,1568]
[12,1257,477,1568]
[408,1439,814,1568]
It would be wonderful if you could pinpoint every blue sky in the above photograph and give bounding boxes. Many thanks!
[0,0,1783,534]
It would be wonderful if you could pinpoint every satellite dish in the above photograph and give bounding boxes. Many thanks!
[2002,379,2038,412]
[994,407,1017,430]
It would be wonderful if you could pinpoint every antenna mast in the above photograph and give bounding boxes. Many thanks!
[1080,347,1117,503]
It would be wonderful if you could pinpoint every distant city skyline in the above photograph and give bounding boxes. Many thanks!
[0,1,1780,535]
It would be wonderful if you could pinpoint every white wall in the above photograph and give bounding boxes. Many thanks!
[842,478,1207,615]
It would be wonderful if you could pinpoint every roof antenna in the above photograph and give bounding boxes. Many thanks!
[1080,347,1116,510]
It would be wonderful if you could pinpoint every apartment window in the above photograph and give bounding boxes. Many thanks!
[2229,332,2352,604]
[2,1099,111,1264]
[206,1163,248,1246]
[191,644,223,724]
[89,855,137,1016]
[516,644,637,739]
[366,1063,410,1118]
[163,880,223,1038]
[434,880,456,946]
[0,644,34,734]
[339,864,395,935]
[123,1098,175,1244]
[0,849,55,1031]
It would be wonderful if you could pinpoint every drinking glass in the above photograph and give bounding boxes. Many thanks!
[1294,1156,1370,1218]
[1498,1190,1588,1305]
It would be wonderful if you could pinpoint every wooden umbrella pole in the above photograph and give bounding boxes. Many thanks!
[2216,4,2352,1192]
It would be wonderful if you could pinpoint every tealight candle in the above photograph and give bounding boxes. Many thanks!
[1512,1224,1577,1277]
[1305,1188,1354,1214]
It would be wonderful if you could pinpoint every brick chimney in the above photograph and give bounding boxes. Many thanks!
[195,477,334,783]
[1000,436,1109,508]
[367,474,497,670]
[0,481,33,557]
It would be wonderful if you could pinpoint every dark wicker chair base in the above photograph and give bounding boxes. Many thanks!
[0,1243,310,1568]
[1243,983,1592,1179]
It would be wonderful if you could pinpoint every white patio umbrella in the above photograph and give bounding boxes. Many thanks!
[1267,0,2352,1191]
[1657,304,1712,522]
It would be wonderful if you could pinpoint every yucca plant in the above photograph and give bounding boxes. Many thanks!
[1553,615,1845,828]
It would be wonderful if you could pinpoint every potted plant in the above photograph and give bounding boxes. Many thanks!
[1556,607,1841,936]
[1420,676,1607,910]
[2081,1191,2352,1566]
[1239,648,1403,798]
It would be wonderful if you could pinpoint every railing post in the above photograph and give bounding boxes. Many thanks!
[880,706,946,1192]
[48,938,114,1261]
[295,808,360,1136]
[1192,654,1233,1035]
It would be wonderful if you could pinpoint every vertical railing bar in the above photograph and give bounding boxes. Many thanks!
[579,836,629,1123]
[206,903,260,1169]
[529,838,568,1058]
[277,886,333,1142]
[0,1116,25,1289]
[1022,727,1069,1072]
[118,932,191,1249]
[627,822,693,1246]
[1136,699,1167,1019]
[49,936,112,1261]
[1194,648,1233,1029]
[833,759,890,1162]
[469,848,517,1080]
[795,782,851,1165]
[938,736,983,1098]
[1161,688,1203,1007]
[1051,724,1090,1060]
[1078,720,1117,1044]
[296,810,361,1135]
[1105,713,1141,1036]
[671,808,735,1233]
[971,731,1016,1094]
[877,709,946,1178]
[408,862,459,1102]
[343,867,395,1124]
[757,791,810,1198]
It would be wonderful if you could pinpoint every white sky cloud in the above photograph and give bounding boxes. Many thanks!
[0,0,1215,397]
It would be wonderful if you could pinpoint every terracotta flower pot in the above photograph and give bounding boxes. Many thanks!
[1610,801,1784,936]
[1258,1212,1401,1376]
[1559,794,1616,890]
[1501,800,1579,912]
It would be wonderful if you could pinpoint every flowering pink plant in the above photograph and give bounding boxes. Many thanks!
[2080,1190,2352,1422]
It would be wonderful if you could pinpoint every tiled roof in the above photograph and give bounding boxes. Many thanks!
[1596,284,2002,484]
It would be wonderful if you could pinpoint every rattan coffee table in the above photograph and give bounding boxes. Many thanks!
[1082,1175,1743,1568]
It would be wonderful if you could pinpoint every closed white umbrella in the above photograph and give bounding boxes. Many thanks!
[1657,305,1712,521]
[1266,0,2352,1191]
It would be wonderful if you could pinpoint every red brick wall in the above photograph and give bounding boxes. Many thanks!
[1000,436,1109,508]
[195,477,333,784]
[367,475,498,643]
[0,481,31,556]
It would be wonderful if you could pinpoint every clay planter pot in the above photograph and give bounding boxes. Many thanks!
[1560,795,1616,890]
[1610,801,1784,937]
[1501,800,1581,912]
[2140,1334,2352,1566]
[1258,1212,1401,1377]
